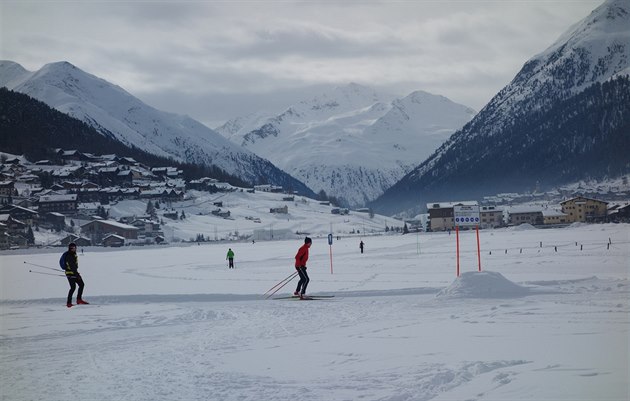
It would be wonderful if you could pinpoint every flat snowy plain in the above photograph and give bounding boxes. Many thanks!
[1,223,628,401]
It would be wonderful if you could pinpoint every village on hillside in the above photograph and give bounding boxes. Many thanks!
[0,150,629,250]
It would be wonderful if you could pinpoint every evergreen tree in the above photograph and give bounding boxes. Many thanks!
[146,201,156,217]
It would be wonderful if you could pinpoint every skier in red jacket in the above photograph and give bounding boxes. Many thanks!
[293,237,312,299]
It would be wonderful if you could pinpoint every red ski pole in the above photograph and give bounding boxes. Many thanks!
[263,271,298,299]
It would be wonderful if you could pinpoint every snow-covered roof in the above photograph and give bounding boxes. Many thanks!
[542,210,567,217]
[38,194,78,202]
[82,219,138,230]
[426,201,478,209]
[103,233,125,240]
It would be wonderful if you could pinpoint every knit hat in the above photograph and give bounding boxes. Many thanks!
[305,237,312,244]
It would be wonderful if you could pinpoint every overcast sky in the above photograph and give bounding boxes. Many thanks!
[2,0,603,127]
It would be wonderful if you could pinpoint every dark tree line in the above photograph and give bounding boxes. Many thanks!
[0,88,248,186]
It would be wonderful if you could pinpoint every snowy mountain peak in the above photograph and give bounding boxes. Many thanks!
[216,84,474,206]
[1,61,314,195]
[372,0,630,215]
[288,82,392,118]
[522,0,629,97]
[332,82,383,102]
[0,60,31,88]
[547,0,629,54]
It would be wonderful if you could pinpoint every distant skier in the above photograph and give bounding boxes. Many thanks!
[60,242,89,308]
[293,237,312,299]
[226,248,235,268]
[359,240,364,254]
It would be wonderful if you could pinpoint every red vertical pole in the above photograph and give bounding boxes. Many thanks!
[456,226,460,277]
[476,225,481,272]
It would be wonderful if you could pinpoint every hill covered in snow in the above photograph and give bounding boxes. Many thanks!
[107,189,404,243]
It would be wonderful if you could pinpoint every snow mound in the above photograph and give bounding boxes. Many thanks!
[506,223,537,231]
[437,271,529,299]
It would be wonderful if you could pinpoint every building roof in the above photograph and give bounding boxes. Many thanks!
[81,219,139,231]
[560,196,608,205]
[508,207,543,214]
[426,201,478,209]
[39,194,78,202]
[103,234,125,241]
[542,210,567,217]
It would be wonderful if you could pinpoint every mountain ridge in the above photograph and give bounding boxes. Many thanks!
[371,0,630,216]
[0,60,315,197]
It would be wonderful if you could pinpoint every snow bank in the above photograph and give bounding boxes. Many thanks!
[505,223,537,231]
[436,271,530,299]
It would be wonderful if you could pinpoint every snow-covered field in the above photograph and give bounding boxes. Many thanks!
[1,223,628,401]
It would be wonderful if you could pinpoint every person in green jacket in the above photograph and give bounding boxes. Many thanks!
[226,248,235,269]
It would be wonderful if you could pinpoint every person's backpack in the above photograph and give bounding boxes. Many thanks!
[59,253,66,270]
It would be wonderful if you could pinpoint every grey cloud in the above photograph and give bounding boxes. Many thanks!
[2,0,604,127]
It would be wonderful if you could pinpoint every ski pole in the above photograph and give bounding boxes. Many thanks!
[264,275,297,299]
[263,271,296,297]
[263,271,297,296]
[23,261,61,272]
[29,270,65,277]
[263,271,298,298]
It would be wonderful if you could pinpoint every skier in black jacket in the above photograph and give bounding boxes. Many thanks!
[61,242,89,308]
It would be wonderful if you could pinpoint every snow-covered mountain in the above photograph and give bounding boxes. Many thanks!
[372,0,630,216]
[0,60,314,196]
[216,83,475,206]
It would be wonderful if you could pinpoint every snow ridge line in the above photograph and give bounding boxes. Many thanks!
[0,287,443,305]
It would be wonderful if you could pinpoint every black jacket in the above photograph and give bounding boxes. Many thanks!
[62,251,79,276]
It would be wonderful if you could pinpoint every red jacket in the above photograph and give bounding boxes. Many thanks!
[295,243,310,268]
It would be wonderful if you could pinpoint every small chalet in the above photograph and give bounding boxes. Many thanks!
[43,212,67,229]
[0,214,28,233]
[270,205,288,214]
[60,235,91,247]
[608,203,630,222]
[0,181,17,197]
[0,205,38,225]
[102,234,125,247]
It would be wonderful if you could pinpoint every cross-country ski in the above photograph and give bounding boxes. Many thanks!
[272,295,335,300]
